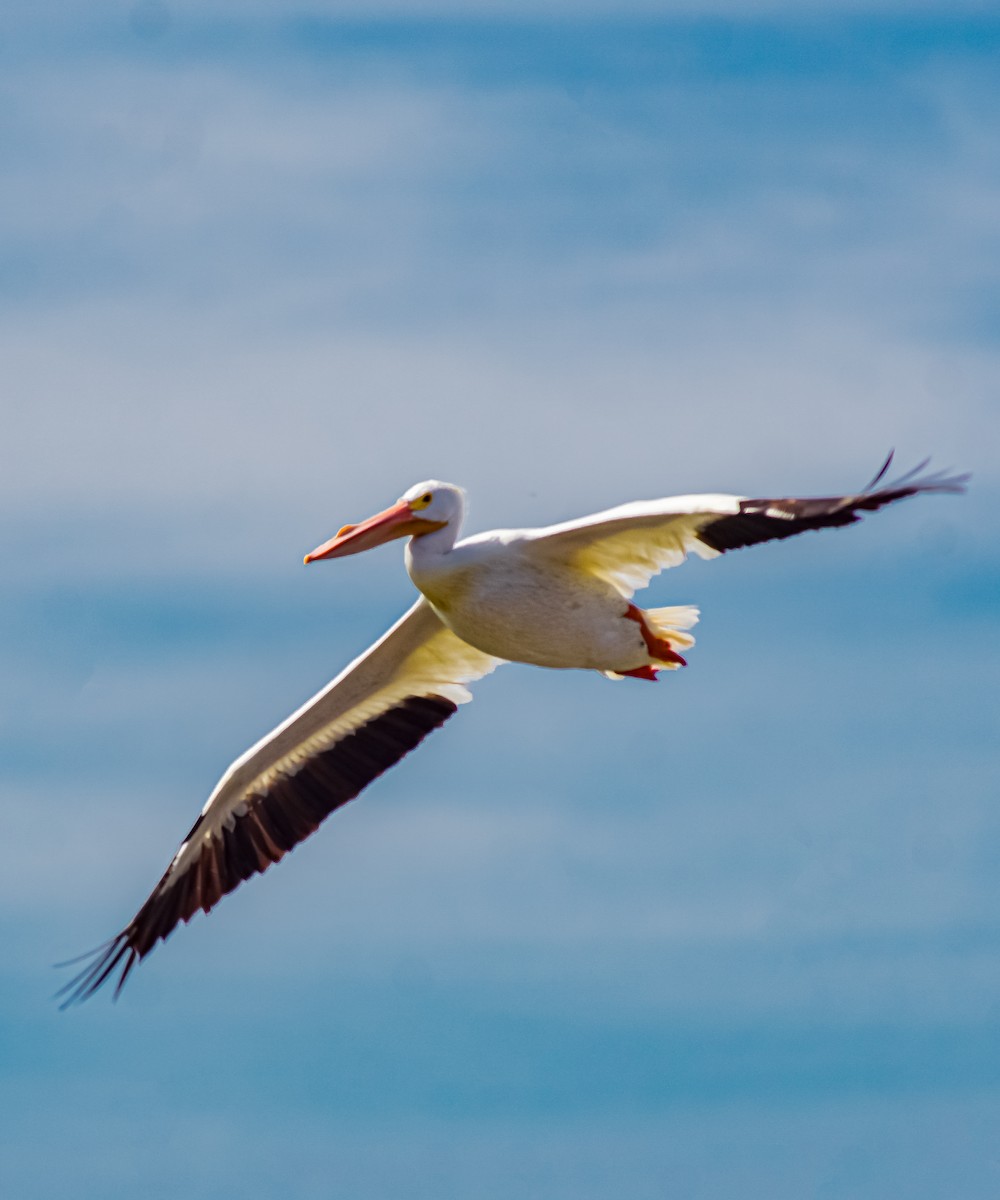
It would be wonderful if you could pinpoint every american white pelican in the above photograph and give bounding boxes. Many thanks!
[59,454,966,1004]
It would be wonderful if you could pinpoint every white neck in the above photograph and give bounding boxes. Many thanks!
[404,517,461,582]
[402,482,466,590]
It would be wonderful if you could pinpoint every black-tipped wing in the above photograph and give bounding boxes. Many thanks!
[530,454,968,597]
[59,599,504,1005]
[696,456,968,553]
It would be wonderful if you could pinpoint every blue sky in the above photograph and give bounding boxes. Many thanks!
[2,5,999,1198]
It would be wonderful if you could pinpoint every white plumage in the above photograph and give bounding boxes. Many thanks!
[59,454,966,1004]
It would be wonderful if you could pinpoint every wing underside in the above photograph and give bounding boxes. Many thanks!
[59,599,503,1005]
[531,454,967,597]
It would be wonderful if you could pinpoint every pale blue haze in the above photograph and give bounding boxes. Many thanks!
[1,3,998,1197]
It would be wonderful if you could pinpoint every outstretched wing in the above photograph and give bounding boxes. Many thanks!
[528,454,968,598]
[59,598,504,1005]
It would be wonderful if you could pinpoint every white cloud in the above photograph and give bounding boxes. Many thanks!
[2,31,996,551]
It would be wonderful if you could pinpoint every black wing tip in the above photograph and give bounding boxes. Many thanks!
[862,448,895,492]
[54,932,139,1010]
[864,453,970,500]
[699,451,968,554]
[53,693,462,1010]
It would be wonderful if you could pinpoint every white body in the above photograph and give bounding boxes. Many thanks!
[404,491,735,672]
[407,532,656,670]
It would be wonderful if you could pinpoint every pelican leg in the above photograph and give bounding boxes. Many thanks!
[619,665,660,681]
[624,604,688,667]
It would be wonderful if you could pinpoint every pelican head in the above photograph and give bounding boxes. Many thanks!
[304,480,465,563]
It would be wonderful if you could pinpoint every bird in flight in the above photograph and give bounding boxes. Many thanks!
[58,453,966,1005]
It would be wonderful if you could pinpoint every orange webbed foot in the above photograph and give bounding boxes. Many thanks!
[624,604,688,667]
[619,665,659,681]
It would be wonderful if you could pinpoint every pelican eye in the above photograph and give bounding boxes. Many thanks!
[411,492,433,510]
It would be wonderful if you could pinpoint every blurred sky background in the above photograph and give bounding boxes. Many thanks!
[2,2,999,1197]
